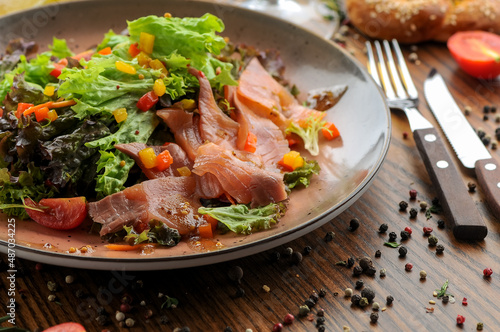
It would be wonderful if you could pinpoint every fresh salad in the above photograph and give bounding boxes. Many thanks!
[0,13,344,250]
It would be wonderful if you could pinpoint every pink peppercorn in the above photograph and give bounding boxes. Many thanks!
[409,189,417,199]
[456,314,465,325]
[483,268,493,277]
[273,322,283,332]
[120,303,131,313]
[35,263,43,271]
[423,227,433,235]
[404,226,412,235]
[462,297,468,306]
[283,313,295,325]
[403,132,409,139]
[405,263,413,271]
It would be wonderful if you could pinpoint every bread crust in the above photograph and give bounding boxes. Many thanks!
[345,0,500,44]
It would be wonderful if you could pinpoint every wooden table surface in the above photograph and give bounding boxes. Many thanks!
[1,22,500,332]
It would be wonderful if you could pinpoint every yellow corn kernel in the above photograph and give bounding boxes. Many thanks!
[164,12,172,18]
[149,59,168,75]
[113,108,128,123]
[177,166,192,176]
[46,109,58,122]
[137,52,152,67]
[139,32,155,54]
[115,61,136,74]
[44,85,56,97]
[153,79,166,97]
[138,147,157,169]
[179,99,196,110]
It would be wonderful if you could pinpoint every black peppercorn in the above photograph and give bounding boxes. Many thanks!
[291,252,303,265]
[400,230,410,241]
[310,292,319,303]
[95,315,109,326]
[351,294,361,305]
[484,105,491,113]
[409,208,418,218]
[304,298,316,308]
[318,288,327,297]
[361,287,376,302]
[399,201,408,211]
[235,286,245,298]
[482,136,491,145]
[436,244,445,254]
[378,223,388,233]
[160,315,169,324]
[398,246,408,257]
[346,257,355,268]
[348,218,360,231]
[477,128,486,139]
[324,231,335,242]
[468,182,477,192]
[302,246,312,255]
[355,279,364,289]
[432,197,440,205]
[389,232,397,242]
[223,327,233,332]
[353,265,363,276]
[386,295,394,305]
[316,317,326,326]
[442,295,449,303]
[437,219,445,229]
[228,266,244,284]
[491,105,497,113]
[318,326,326,332]
[370,312,379,324]
[269,251,280,262]
[284,247,293,256]
[359,257,373,271]
[365,266,377,276]
[375,250,381,258]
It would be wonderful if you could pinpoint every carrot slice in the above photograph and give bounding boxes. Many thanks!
[243,131,257,153]
[322,122,340,140]
[198,223,213,238]
[51,99,77,108]
[105,243,157,251]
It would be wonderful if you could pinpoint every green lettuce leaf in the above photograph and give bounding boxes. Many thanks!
[198,203,286,235]
[48,37,74,59]
[123,220,181,247]
[285,115,327,156]
[284,159,321,189]
[97,30,129,51]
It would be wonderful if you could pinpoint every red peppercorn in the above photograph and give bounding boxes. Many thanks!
[403,132,408,139]
[483,267,493,277]
[273,322,283,332]
[462,297,468,306]
[423,227,433,235]
[456,314,465,325]
[35,263,43,271]
[405,263,413,271]
[404,226,412,235]
[409,189,417,199]
[283,313,295,325]
[120,303,131,313]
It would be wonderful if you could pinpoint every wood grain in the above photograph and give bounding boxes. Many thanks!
[1,26,500,332]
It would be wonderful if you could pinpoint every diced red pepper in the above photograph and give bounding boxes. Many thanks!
[243,132,257,153]
[16,103,34,118]
[128,43,141,57]
[98,47,112,55]
[35,106,50,122]
[49,58,68,79]
[137,91,158,111]
[322,122,340,140]
[156,150,173,171]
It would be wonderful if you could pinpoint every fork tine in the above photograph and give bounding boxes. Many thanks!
[391,39,418,100]
[365,41,381,87]
[373,40,396,100]
[382,40,407,99]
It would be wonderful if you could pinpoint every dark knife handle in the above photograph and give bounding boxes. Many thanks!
[413,127,487,241]
[475,158,500,219]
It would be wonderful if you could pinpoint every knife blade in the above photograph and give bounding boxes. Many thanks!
[424,68,500,223]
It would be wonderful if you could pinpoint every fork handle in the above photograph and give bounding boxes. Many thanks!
[413,127,487,241]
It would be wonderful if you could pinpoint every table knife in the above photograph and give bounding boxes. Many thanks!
[424,69,500,228]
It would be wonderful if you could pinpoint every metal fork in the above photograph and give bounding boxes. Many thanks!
[366,39,486,241]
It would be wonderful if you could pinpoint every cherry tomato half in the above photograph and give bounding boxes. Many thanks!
[25,197,87,230]
[447,31,500,79]
[43,322,86,332]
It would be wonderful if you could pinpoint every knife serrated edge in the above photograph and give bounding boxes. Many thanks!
[423,69,491,169]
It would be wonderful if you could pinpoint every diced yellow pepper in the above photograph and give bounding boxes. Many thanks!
[153,79,166,97]
[179,99,196,110]
[138,147,157,169]
[281,151,304,171]
[149,59,168,75]
[139,32,155,54]
[177,166,192,176]
[44,85,56,97]
[46,109,58,122]
[137,52,152,67]
[115,61,136,74]
[113,108,128,123]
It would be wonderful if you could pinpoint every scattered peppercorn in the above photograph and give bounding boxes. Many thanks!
[403,132,409,139]
[346,257,355,268]
[379,268,387,278]
[419,201,428,210]
[405,263,413,271]
[317,326,326,332]
[316,317,326,326]
[291,252,303,265]
[344,288,353,297]
[355,280,364,289]
[389,232,397,242]
[386,295,394,305]
[284,247,293,256]
[65,275,75,284]
[409,208,418,218]
[324,231,335,242]
[442,295,449,304]
[399,201,408,211]
[75,289,86,298]
[372,302,380,310]
[420,270,427,279]
[351,294,361,305]
[115,311,125,322]
[398,246,408,257]
[359,297,369,307]
[477,128,486,139]
[298,305,310,317]
[477,322,484,330]
[269,251,281,262]
[370,312,379,324]
[379,223,389,233]
[482,135,491,145]
[437,220,445,229]
[96,315,109,326]
[428,235,439,246]
[224,327,233,332]
[160,315,169,325]
[492,140,498,150]
[483,105,491,113]
[468,182,477,192]
[462,297,468,306]
[359,257,373,271]
[375,250,381,258]
[409,189,417,200]
[310,292,320,303]
[353,265,363,276]
[492,105,497,113]
[400,231,410,241]
[47,294,56,302]
[317,308,325,316]
[423,227,433,235]
[483,267,493,277]
[436,244,445,254]
[235,286,245,298]
[304,298,316,308]
[302,246,312,255]
[464,105,472,115]
[228,266,244,284]
[365,266,377,276]
[348,218,360,231]
[361,288,375,302]
[272,323,283,332]
[456,315,465,325]
[283,313,295,325]
[319,288,327,297]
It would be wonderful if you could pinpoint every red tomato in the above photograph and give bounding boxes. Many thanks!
[43,322,86,332]
[447,31,500,79]
[24,197,87,230]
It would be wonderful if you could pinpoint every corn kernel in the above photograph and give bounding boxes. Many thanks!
[68,247,76,253]
[46,109,58,122]
[137,52,152,67]
[115,61,136,74]
[113,107,128,123]
[138,147,157,169]
[177,166,191,176]
[44,85,56,97]
[139,32,155,54]
[153,79,166,97]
